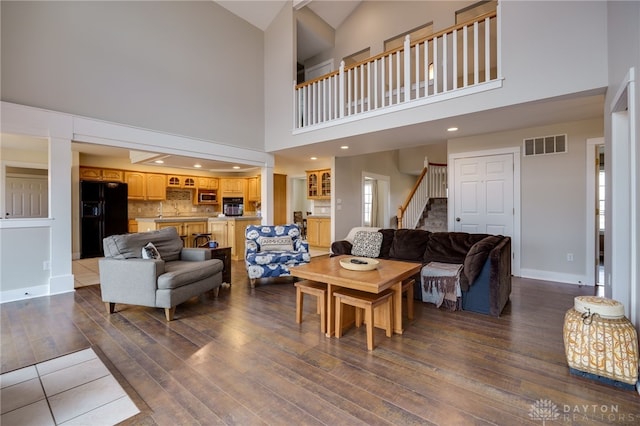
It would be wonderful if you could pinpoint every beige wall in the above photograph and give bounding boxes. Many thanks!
[449,117,604,282]
[334,150,415,240]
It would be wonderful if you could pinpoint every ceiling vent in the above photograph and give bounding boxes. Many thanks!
[523,134,567,156]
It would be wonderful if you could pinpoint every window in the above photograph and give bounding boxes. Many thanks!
[343,48,371,67]
[455,0,497,24]
[363,179,373,226]
[384,22,433,51]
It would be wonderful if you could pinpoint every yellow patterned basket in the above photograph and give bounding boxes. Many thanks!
[563,296,639,385]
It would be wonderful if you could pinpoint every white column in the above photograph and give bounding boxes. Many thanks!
[49,137,74,295]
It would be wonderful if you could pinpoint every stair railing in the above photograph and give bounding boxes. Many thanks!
[397,162,447,229]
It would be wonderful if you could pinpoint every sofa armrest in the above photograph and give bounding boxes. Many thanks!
[180,248,212,261]
[295,239,309,253]
[488,236,512,316]
[330,240,352,257]
[98,258,165,307]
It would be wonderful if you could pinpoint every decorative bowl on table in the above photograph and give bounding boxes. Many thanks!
[339,257,379,271]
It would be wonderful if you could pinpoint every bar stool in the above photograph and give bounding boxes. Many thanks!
[179,235,188,247]
[192,233,211,248]
[294,280,327,333]
[334,288,394,351]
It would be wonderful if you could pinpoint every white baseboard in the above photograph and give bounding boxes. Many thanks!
[0,284,50,304]
[520,268,594,286]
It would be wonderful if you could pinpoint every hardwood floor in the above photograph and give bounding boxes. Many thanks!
[2,259,638,425]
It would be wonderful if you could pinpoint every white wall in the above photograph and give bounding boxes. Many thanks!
[448,118,604,284]
[1,1,265,149]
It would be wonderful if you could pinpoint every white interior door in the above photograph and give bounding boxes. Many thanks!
[453,153,514,236]
[5,176,48,218]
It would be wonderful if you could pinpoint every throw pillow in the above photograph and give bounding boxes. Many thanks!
[351,231,383,258]
[142,242,161,260]
[258,236,294,252]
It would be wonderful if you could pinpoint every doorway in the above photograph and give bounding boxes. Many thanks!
[362,172,390,228]
[449,147,521,276]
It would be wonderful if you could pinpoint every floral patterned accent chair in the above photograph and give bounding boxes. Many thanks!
[245,224,311,287]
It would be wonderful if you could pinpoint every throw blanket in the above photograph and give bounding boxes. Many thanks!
[421,262,463,311]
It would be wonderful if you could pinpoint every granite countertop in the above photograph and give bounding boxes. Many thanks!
[136,216,261,222]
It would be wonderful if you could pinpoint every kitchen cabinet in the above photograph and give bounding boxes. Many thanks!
[247,176,260,201]
[140,219,207,248]
[183,221,207,247]
[124,172,145,200]
[146,173,166,200]
[197,177,219,190]
[80,167,124,182]
[208,220,229,248]
[208,217,261,260]
[306,169,331,199]
[125,172,166,200]
[220,178,245,195]
[128,220,138,233]
[167,175,197,189]
[306,217,331,248]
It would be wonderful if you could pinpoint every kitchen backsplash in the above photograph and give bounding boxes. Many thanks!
[128,189,221,218]
[312,199,331,215]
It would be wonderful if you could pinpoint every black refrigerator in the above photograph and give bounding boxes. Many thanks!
[81,181,128,258]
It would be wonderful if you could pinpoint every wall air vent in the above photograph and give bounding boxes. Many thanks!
[523,134,567,156]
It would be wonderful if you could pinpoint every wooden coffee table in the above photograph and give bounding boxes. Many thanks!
[290,255,421,336]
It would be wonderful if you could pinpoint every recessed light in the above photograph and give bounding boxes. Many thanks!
[447,127,458,132]
[154,160,164,164]
[310,156,317,160]
[194,164,202,168]
[340,145,349,150]
[232,166,240,170]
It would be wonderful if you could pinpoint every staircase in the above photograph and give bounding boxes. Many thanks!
[417,198,448,232]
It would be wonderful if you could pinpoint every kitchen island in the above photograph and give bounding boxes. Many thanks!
[136,216,262,260]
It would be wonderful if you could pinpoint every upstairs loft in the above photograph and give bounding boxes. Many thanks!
[293,11,500,132]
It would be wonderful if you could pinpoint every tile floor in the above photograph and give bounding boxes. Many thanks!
[0,348,139,425]
[72,258,100,288]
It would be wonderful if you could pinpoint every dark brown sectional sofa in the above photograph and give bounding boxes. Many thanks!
[330,229,512,316]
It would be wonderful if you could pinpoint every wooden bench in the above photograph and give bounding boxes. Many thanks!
[294,280,327,333]
[334,288,394,351]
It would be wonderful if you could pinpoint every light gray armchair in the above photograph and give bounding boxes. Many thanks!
[99,227,223,320]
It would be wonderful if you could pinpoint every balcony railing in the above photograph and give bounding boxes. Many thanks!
[294,11,499,130]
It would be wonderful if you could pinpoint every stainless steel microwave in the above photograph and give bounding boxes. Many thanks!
[199,192,217,203]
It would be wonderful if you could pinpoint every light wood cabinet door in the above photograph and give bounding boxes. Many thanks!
[80,167,123,182]
[221,178,245,193]
[306,169,330,200]
[128,220,138,233]
[125,172,145,200]
[167,175,182,188]
[307,217,331,248]
[146,174,166,200]
[306,171,319,199]
[208,221,229,248]
[183,176,197,189]
[247,176,260,201]
[102,169,124,182]
[197,177,219,190]
[184,222,207,247]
